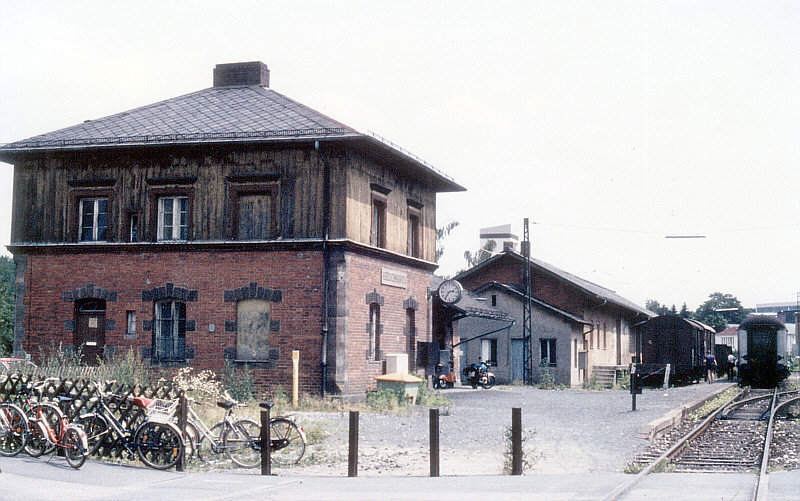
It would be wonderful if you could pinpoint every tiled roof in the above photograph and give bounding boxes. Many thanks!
[1,86,359,150]
[474,281,590,325]
[0,83,465,192]
[456,250,654,318]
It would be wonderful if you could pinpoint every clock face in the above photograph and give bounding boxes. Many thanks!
[438,280,463,304]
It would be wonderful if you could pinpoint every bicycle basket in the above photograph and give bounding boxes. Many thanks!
[146,398,177,423]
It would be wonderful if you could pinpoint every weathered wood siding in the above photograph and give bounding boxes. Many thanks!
[343,150,437,261]
[11,143,438,262]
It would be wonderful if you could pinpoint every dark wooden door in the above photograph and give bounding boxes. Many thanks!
[74,300,106,366]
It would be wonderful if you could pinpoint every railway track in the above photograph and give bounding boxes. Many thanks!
[604,383,800,501]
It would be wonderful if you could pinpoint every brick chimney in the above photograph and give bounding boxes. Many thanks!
[213,61,270,87]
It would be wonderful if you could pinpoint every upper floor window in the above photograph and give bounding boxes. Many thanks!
[79,198,108,242]
[237,193,275,240]
[407,212,420,258]
[371,198,386,248]
[158,196,188,241]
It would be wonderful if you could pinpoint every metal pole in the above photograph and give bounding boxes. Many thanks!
[429,408,440,477]
[511,407,522,475]
[259,402,274,475]
[177,392,188,472]
[348,411,359,477]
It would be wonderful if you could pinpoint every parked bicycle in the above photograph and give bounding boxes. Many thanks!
[0,400,31,457]
[182,393,306,467]
[19,379,88,468]
[74,381,187,470]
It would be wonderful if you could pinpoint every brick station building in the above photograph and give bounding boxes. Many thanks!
[0,61,464,398]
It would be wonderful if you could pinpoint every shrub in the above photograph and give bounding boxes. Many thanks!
[366,388,408,412]
[221,360,254,402]
[503,426,541,474]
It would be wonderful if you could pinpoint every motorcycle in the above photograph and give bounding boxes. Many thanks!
[434,363,456,390]
[463,361,496,389]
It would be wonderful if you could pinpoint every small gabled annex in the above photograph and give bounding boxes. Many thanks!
[455,249,653,387]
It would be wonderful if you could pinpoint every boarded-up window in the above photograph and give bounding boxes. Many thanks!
[237,299,271,360]
[237,193,274,240]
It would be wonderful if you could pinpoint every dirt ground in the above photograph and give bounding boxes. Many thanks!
[255,383,730,477]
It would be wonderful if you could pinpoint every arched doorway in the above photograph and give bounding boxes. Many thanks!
[74,299,106,366]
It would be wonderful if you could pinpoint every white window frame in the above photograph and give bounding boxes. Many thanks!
[79,198,108,242]
[157,196,188,241]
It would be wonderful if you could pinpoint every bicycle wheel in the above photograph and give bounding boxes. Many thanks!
[135,421,183,470]
[74,413,109,455]
[27,403,63,455]
[24,419,49,457]
[0,404,28,457]
[270,417,306,465]
[222,418,260,468]
[194,422,224,463]
[64,428,86,469]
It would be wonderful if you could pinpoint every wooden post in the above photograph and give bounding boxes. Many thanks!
[429,408,440,477]
[348,411,359,477]
[511,407,522,475]
[259,402,274,475]
[292,350,300,407]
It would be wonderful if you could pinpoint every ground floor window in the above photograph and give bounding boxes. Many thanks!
[368,303,381,361]
[236,299,270,360]
[154,300,186,360]
[541,338,556,367]
[481,338,498,366]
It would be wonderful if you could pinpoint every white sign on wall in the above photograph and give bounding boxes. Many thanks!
[381,268,407,289]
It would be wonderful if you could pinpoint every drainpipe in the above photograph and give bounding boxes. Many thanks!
[315,141,331,398]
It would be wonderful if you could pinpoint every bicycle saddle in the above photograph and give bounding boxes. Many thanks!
[216,401,236,410]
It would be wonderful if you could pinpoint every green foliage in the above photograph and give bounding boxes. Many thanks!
[366,388,409,412]
[0,256,14,356]
[173,366,225,403]
[435,220,460,262]
[96,348,153,386]
[503,426,541,474]
[415,377,452,409]
[35,344,83,377]
[694,292,750,332]
[535,362,562,389]
[221,360,254,402]
[463,239,497,269]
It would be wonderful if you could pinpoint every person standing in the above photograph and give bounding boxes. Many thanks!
[705,352,717,383]
[727,353,736,380]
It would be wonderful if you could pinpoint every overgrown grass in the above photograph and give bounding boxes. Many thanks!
[688,386,740,420]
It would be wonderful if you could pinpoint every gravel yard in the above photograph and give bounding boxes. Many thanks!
[270,382,730,477]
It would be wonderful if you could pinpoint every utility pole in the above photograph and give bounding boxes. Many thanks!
[522,218,534,385]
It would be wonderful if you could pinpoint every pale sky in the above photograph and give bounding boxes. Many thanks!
[1,1,798,311]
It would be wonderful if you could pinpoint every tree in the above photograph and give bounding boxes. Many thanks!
[679,303,691,319]
[645,299,671,316]
[463,239,497,269]
[693,292,751,333]
[0,256,14,356]
[435,220,459,262]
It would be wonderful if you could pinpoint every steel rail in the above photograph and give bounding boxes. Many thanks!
[754,392,800,501]
[752,388,778,501]
[601,389,743,501]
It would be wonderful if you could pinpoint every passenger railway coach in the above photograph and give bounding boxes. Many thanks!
[737,315,790,388]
